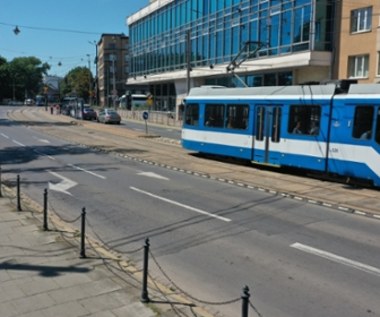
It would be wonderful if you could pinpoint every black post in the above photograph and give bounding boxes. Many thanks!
[43,188,48,231]
[0,165,2,197]
[241,285,250,317]
[141,238,150,303]
[17,175,21,211]
[80,207,86,258]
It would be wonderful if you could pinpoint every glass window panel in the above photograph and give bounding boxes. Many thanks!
[271,107,281,142]
[205,104,225,127]
[288,105,321,135]
[353,106,374,139]
[226,104,249,129]
[375,108,380,145]
[255,107,265,141]
[184,103,199,126]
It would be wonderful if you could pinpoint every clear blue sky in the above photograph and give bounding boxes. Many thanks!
[0,0,149,77]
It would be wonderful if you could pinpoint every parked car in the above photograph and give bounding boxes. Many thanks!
[24,99,34,106]
[82,107,97,120]
[97,109,121,124]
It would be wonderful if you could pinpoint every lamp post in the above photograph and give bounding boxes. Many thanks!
[88,40,98,106]
[186,29,191,94]
[111,54,117,108]
[86,54,92,105]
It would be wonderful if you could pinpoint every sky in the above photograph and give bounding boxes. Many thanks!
[0,0,149,77]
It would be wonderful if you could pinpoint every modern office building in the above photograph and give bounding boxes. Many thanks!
[97,33,129,107]
[334,1,380,83]
[127,0,336,113]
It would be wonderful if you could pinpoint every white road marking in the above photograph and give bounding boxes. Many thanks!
[1,133,9,139]
[291,242,380,277]
[33,149,56,160]
[130,186,231,222]
[137,171,169,180]
[68,163,106,179]
[47,170,78,196]
[33,137,50,144]
[12,140,25,147]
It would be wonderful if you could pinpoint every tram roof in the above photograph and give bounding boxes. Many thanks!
[188,84,337,97]
[348,84,380,94]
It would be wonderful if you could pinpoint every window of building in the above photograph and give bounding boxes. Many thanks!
[205,104,225,127]
[226,104,249,130]
[348,55,369,78]
[184,103,199,126]
[353,106,374,140]
[351,7,372,33]
[288,105,321,135]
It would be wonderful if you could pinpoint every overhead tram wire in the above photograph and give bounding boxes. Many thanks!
[0,21,102,35]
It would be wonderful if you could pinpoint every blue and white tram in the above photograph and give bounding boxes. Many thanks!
[181,84,380,187]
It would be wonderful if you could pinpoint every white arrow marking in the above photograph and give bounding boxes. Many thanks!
[137,171,169,180]
[291,242,380,277]
[130,186,231,222]
[47,171,78,196]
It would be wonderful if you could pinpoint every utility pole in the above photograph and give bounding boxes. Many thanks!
[111,54,117,108]
[186,29,191,94]
[87,54,92,105]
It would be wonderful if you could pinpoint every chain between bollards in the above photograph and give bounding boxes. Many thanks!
[80,207,86,258]
[141,237,150,303]
[241,285,250,317]
[43,188,48,231]
[17,175,22,211]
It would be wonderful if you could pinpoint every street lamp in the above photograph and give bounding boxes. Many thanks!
[13,26,20,35]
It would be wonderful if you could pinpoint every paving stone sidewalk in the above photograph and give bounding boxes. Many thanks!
[0,188,210,317]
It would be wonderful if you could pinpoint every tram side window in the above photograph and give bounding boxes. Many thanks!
[353,106,374,140]
[184,103,199,126]
[226,104,249,130]
[205,104,225,128]
[376,109,380,145]
[288,105,321,135]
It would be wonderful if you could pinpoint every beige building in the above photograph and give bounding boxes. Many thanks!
[335,1,380,83]
[97,34,129,107]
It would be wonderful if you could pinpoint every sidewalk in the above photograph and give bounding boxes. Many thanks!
[0,186,211,317]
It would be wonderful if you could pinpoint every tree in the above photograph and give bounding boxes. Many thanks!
[0,56,49,101]
[60,67,93,102]
[0,56,10,101]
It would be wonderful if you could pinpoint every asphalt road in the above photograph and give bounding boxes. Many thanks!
[1,107,380,317]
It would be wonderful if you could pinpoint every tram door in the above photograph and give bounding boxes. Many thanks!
[253,105,282,165]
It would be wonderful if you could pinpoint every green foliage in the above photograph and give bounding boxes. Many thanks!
[0,56,50,101]
[60,67,93,102]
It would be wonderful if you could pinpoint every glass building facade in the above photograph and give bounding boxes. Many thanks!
[127,0,335,111]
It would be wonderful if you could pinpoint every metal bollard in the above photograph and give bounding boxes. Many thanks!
[43,189,48,231]
[17,175,22,211]
[141,238,150,303]
[80,207,86,258]
[241,285,250,317]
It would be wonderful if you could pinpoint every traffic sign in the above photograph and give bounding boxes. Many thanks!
[142,111,149,120]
